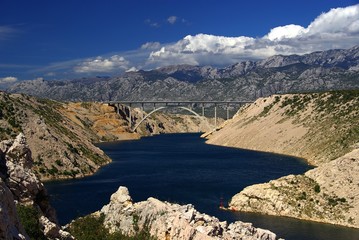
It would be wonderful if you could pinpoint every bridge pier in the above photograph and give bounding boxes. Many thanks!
[214,104,217,128]
[202,103,205,117]
[128,105,131,127]
[226,103,229,120]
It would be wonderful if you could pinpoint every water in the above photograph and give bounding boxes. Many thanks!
[45,133,359,240]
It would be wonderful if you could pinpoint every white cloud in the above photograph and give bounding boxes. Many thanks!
[146,4,359,67]
[307,5,359,35]
[0,76,18,84]
[30,4,359,78]
[167,16,178,24]
[74,55,129,73]
[141,42,161,50]
[265,24,306,41]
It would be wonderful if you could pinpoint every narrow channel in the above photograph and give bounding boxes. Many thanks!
[45,133,359,240]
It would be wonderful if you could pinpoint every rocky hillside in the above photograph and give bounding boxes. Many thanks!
[70,186,282,240]
[8,46,359,102]
[0,91,213,180]
[205,90,359,228]
[0,133,73,239]
[205,90,359,166]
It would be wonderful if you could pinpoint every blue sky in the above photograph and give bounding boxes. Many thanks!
[0,0,358,84]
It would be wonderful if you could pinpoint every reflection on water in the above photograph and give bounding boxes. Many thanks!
[45,133,359,240]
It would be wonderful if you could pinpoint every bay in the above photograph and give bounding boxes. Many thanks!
[45,133,359,240]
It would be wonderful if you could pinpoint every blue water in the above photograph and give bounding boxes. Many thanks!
[45,133,359,240]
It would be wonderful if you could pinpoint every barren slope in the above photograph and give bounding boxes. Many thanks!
[205,90,359,228]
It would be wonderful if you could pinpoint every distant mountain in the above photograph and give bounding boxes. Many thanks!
[8,45,359,101]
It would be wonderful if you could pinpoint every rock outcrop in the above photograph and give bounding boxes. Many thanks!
[0,178,28,240]
[229,149,359,228]
[98,186,281,240]
[0,133,73,240]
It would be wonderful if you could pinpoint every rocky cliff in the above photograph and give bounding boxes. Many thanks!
[89,186,282,240]
[0,91,214,180]
[8,46,359,102]
[0,133,73,239]
[205,90,359,228]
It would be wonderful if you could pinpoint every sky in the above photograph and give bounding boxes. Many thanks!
[0,0,359,85]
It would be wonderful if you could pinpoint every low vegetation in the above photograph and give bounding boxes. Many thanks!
[16,205,47,240]
[68,214,156,240]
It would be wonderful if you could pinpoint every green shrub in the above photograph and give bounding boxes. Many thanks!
[55,159,63,166]
[16,205,46,240]
[68,214,156,240]
[314,184,321,193]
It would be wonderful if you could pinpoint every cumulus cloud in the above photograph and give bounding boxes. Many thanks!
[167,16,178,24]
[74,55,129,73]
[146,4,359,67]
[265,24,306,41]
[29,4,359,78]
[0,76,18,84]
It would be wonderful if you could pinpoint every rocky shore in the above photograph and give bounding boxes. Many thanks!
[205,91,359,228]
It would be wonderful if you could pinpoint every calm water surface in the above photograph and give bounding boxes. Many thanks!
[45,133,359,240]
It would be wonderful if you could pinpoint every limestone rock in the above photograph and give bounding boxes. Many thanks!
[99,186,281,240]
[40,216,74,240]
[0,134,74,239]
[229,149,359,228]
[5,133,44,204]
[0,179,29,240]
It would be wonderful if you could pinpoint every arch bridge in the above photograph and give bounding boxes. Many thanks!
[107,101,252,132]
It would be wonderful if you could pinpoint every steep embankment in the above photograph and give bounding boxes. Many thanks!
[206,91,359,166]
[0,92,213,180]
[205,90,359,228]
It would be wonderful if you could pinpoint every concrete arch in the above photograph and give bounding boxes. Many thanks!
[132,106,201,132]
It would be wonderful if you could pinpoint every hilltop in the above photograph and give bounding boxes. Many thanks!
[205,90,359,228]
[8,46,359,102]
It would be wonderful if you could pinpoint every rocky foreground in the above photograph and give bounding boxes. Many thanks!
[94,186,282,240]
[0,133,73,239]
[205,91,359,228]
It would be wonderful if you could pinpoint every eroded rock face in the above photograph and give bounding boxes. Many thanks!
[99,186,281,240]
[0,134,74,240]
[5,133,44,204]
[0,179,28,240]
[229,149,359,228]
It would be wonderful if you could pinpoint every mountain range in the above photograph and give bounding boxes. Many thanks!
[8,45,359,101]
